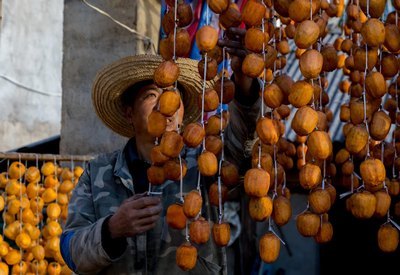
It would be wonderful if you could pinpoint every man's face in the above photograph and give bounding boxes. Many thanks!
[128,84,184,138]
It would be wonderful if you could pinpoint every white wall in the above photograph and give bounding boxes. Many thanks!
[0,0,63,151]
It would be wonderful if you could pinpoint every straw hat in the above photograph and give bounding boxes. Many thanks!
[92,55,212,137]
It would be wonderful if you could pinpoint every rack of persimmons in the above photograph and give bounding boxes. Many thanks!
[0,152,94,275]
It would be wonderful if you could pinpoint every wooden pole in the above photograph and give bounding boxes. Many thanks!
[0,152,95,162]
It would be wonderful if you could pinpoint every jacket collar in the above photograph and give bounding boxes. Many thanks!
[113,138,136,192]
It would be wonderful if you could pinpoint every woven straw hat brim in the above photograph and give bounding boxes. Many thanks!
[92,55,212,137]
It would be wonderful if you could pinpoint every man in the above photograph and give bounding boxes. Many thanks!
[60,53,260,274]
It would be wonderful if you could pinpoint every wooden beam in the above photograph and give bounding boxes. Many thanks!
[0,152,94,162]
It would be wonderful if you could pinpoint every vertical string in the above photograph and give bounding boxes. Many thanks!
[2,159,9,239]
[257,141,262,169]
[273,145,278,193]
[185,220,189,241]
[18,154,23,271]
[273,19,278,77]
[261,8,267,118]
[322,160,326,189]
[282,171,287,196]
[172,0,180,135]
[363,44,371,158]
[393,73,399,179]
[380,142,389,190]
[200,52,208,131]
[319,76,323,111]
[172,0,178,61]
[35,155,40,275]
[268,213,286,244]
[196,170,201,192]
[217,46,227,224]
[310,79,316,109]
[217,176,223,223]
[350,156,354,193]
[53,156,58,206]
[179,155,184,203]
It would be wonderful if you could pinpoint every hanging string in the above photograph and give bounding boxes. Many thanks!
[388,217,400,232]
[311,79,316,109]
[319,76,323,111]
[18,154,23,269]
[258,4,269,169]
[273,19,278,77]
[200,52,209,134]
[35,154,40,225]
[273,144,278,193]
[2,159,10,239]
[362,43,371,158]
[322,160,326,189]
[268,216,286,245]
[81,0,156,54]
[216,46,227,224]
[35,154,40,275]
[260,13,267,118]
[185,220,190,242]
[219,46,227,163]
[393,73,399,179]
[179,155,185,203]
[282,171,287,196]
[217,176,223,223]
[172,0,178,62]
[197,49,209,195]
[39,160,45,230]
[257,141,262,169]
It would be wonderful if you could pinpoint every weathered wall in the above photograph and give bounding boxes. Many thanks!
[0,0,63,151]
[60,0,161,155]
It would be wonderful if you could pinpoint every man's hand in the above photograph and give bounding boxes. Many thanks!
[218,27,247,59]
[107,193,162,239]
[218,27,259,103]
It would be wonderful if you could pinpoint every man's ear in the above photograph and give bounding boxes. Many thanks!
[124,106,134,124]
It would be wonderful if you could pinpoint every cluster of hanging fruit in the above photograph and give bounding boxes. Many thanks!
[333,0,400,253]
[0,161,83,274]
[154,0,244,271]
[232,0,339,262]
[156,0,400,270]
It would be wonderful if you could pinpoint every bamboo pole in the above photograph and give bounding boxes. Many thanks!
[0,152,95,162]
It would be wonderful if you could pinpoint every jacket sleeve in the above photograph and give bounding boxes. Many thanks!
[224,78,261,170]
[60,162,126,274]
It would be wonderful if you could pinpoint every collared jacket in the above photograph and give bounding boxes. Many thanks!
[60,98,260,275]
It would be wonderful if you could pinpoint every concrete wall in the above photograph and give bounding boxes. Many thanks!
[0,0,63,151]
[60,0,161,155]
